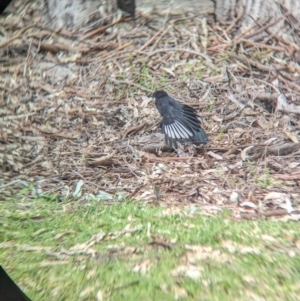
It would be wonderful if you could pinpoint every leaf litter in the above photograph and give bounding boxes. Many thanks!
[0,1,300,224]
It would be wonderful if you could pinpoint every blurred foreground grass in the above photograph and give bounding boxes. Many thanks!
[1,199,300,301]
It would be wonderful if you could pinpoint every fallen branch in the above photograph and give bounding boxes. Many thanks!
[242,143,300,160]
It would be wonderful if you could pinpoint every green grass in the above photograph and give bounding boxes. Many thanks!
[256,167,272,188]
[247,162,273,188]
[1,199,300,301]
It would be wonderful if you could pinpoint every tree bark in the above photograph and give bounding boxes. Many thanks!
[215,0,300,42]
[43,0,135,29]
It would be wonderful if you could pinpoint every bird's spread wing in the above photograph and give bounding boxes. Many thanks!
[179,105,208,143]
[163,115,191,136]
[162,106,207,147]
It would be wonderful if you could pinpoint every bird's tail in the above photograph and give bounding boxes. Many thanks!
[193,128,208,145]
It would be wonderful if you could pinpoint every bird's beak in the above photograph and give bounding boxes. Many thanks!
[147,93,154,98]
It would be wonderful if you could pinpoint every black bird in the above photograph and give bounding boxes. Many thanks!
[151,90,208,148]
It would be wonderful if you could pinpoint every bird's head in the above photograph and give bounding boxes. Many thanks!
[149,90,168,99]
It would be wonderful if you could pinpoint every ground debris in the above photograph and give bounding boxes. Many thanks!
[0,1,300,219]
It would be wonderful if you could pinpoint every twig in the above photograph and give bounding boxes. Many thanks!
[139,28,164,51]
[150,26,171,52]
[135,48,215,70]
[80,17,125,41]
[229,53,274,73]
[240,40,286,52]
[149,234,173,250]
[244,16,283,40]
[123,123,145,138]
[108,78,152,93]
[0,113,36,120]
[225,8,244,33]
[0,24,37,48]
[227,93,246,109]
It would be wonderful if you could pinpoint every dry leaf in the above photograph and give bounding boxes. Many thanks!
[96,290,104,301]
[207,151,223,160]
[171,265,203,280]
[239,201,258,209]
[132,259,153,274]
[264,192,294,213]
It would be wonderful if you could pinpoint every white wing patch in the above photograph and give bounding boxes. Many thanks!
[173,123,189,138]
[170,124,180,139]
[174,121,192,137]
[165,125,174,139]
[165,121,193,140]
[164,125,170,136]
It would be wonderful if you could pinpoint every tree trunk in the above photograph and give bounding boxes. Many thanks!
[215,0,300,42]
[43,0,135,29]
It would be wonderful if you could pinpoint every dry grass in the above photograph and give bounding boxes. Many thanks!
[1,1,300,219]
